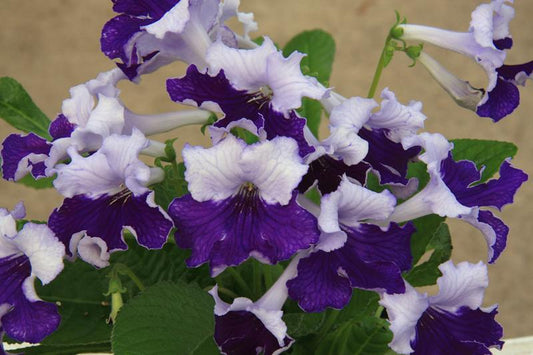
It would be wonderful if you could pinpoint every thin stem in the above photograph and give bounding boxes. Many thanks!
[115,263,145,291]
[367,35,392,99]
[375,305,384,318]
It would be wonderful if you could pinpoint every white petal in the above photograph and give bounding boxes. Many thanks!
[206,37,275,90]
[15,223,65,285]
[429,260,488,311]
[266,52,328,113]
[380,284,429,354]
[0,209,18,240]
[142,0,191,39]
[183,134,246,202]
[241,137,307,205]
[77,236,110,268]
[322,126,369,166]
[62,84,94,126]
[54,130,150,198]
[401,132,452,169]
[319,176,396,231]
[329,96,377,131]
[367,88,426,142]
[251,307,288,347]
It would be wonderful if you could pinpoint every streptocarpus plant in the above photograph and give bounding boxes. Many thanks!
[0,0,530,354]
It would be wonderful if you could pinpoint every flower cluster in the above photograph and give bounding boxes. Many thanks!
[0,0,529,354]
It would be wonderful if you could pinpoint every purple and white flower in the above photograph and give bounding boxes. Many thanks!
[0,204,65,343]
[209,255,300,355]
[386,132,528,262]
[101,0,257,81]
[167,36,330,156]
[299,89,424,194]
[399,0,532,121]
[48,129,173,268]
[168,134,319,276]
[288,177,414,312]
[380,261,504,354]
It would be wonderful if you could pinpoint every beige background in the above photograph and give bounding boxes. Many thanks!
[1,0,531,338]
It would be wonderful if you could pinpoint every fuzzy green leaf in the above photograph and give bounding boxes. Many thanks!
[0,77,51,139]
[112,281,217,355]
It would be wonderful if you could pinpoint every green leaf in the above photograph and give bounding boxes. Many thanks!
[406,161,429,191]
[336,289,380,324]
[405,222,452,287]
[112,281,217,355]
[297,97,323,139]
[9,342,111,355]
[151,162,188,210]
[451,139,517,183]
[409,214,445,264]
[315,317,393,355]
[284,312,326,338]
[35,259,112,347]
[283,30,336,86]
[16,174,55,189]
[111,240,212,294]
[0,77,51,139]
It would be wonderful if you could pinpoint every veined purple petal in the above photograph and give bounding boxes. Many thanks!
[0,255,60,343]
[167,65,314,156]
[444,159,528,210]
[345,223,414,272]
[297,155,369,194]
[411,306,503,355]
[49,114,75,140]
[101,14,151,62]
[476,77,519,122]
[169,191,319,275]
[462,210,508,263]
[497,60,533,83]
[1,133,50,181]
[48,191,171,256]
[358,128,420,185]
[112,0,178,19]
[2,298,60,344]
[214,310,293,355]
[288,223,411,312]
[287,250,352,312]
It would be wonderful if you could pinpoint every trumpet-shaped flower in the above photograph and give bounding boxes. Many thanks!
[399,0,532,121]
[168,135,319,276]
[48,130,172,268]
[380,261,503,354]
[101,0,257,80]
[0,204,64,343]
[387,133,527,262]
[287,177,414,312]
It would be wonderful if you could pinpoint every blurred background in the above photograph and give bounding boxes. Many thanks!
[1,0,531,338]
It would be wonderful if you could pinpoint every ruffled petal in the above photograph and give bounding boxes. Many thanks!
[169,191,319,275]
[1,133,51,181]
[461,209,508,263]
[476,77,520,121]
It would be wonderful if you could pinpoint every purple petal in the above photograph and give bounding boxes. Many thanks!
[411,306,503,355]
[497,60,533,82]
[298,155,369,194]
[344,223,414,272]
[49,114,75,140]
[287,250,352,312]
[1,133,50,180]
[3,299,60,344]
[440,154,481,195]
[112,0,178,19]
[358,128,420,185]
[476,77,520,122]
[167,65,314,156]
[493,38,513,50]
[448,160,528,210]
[101,14,151,61]
[462,210,508,263]
[169,191,319,274]
[0,255,31,307]
[48,191,171,255]
[0,255,60,343]
[214,310,293,355]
